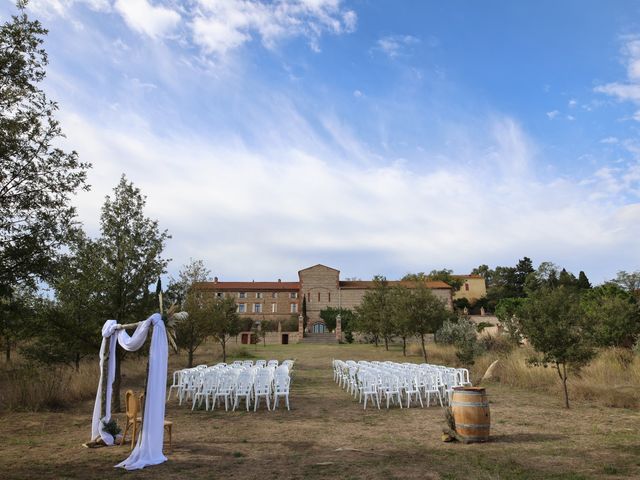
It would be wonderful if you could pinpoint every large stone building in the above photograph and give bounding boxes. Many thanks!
[195,264,481,340]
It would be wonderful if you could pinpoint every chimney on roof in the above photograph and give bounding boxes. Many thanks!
[278,279,281,282]
[214,276,218,283]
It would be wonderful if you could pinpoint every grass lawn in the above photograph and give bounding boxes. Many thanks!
[0,342,639,479]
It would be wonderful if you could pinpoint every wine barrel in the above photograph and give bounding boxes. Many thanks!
[451,387,490,443]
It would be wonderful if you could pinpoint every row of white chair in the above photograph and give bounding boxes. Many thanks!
[332,360,471,410]
[168,360,294,412]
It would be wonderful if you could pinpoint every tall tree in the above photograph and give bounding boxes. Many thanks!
[168,259,213,367]
[576,271,591,290]
[405,282,454,362]
[99,175,170,411]
[354,276,389,347]
[518,286,595,408]
[210,296,240,362]
[0,1,90,360]
[0,1,90,296]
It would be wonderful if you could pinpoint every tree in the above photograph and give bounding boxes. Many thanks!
[0,2,90,296]
[354,276,389,348]
[99,175,170,411]
[210,296,240,362]
[0,284,36,361]
[495,297,526,345]
[319,307,356,342]
[165,258,211,306]
[435,316,480,365]
[577,271,591,290]
[581,284,640,348]
[404,283,454,362]
[23,235,104,369]
[471,264,495,287]
[170,259,214,367]
[388,285,412,356]
[611,271,640,295]
[427,269,464,292]
[518,287,596,408]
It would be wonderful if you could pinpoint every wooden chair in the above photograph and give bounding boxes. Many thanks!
[123,391,173,452]
[122,390,142,450]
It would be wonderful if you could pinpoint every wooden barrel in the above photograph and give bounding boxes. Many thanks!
[451,387,490,443]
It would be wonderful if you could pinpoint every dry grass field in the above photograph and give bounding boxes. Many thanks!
[1,342,639,480]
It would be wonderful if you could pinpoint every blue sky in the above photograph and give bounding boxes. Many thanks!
[3,0,640,283]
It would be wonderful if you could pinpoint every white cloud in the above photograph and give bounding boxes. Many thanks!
[191,0,356,56]
[568,98,578,108]
[55,98,640,283]
[595,36,640,112]
[567,114,575,121]
[26,0,110,17]
[353,89,363,98]
[546,110,560,119]
[375,34,419,58]
[114,0,181,39]
[600,136,619,144]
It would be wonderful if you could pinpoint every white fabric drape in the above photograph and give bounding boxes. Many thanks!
[91,320,118,445]
[90,313,168,470]
[116,314,168,470]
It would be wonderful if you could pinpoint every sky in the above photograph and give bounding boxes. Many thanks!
[3,0,640,284]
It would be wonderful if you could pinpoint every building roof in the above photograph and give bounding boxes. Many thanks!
[339,280,452,290]
[452,274,484,279]
[298,264,340,274]
[194,281,300,291]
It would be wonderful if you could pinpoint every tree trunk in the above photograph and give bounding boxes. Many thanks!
[374,335,379,347]
[420,334,428,363]
[556,362,570,409]
[112,349,122,413]
[402,337,406,356]
[384,337,389,351]
[187,348,194,368]
[221,338,227,363]
[5,340,10,362]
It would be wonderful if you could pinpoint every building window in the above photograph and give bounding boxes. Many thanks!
[271,303,277,313]
[272,292,278,299]
[307,292,311,302]
[317,292,321,302]
[328,292,331,302]
[290,303,298,313]
[237,303,246,313]
[256,292,263,299]
[215,292,223,298]
[290,292,298,299]
[465,283,469,291]
[239,292,246,299]
[254,303,262,313]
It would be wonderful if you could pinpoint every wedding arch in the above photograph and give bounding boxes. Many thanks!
[88,307,186,471]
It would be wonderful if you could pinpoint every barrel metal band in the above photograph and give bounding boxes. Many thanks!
[451,401,489,407]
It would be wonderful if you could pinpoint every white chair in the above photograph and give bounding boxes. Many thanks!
[272,375,291,410]
[402,374,423,408]
[380,375,402,409]
[192,371,218,410]
[233,374,253,411]
[167,369,185,401]
[361,374,380,410]
[213,374,234,411]
[253,376,271,411]
[255,360,267,368]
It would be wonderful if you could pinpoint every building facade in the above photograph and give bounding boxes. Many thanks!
[195,264,476,338]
